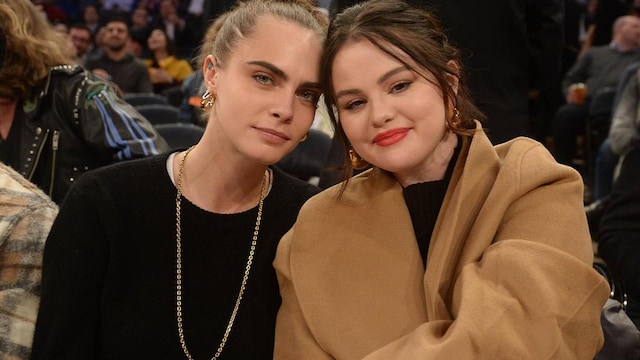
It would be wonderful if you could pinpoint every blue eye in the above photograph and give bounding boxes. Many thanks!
[298,89,321,104]
[253,74,273,85]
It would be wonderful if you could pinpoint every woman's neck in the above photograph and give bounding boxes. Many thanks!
[173,144,270,214]
[394,132,458,188]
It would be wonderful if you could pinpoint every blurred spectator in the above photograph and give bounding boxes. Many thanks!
[589,62,640,204]
[137,0,161,15]
[580,0,631,55]
[130,6,151,34]
[102,0,136,13]
[52,20,69,34]
[89,24,107,57]
[553,15,640,166]
[144,27,193,95]
[81,4,101,35]
[0,24,58,360]
[598,135,640,328]
[68,23,93,64]
[127,27,148,58]
[33,0,66,23]
[0,0,168,203]
[84,17,154,94]
[0,162,58,359]
[152,0,196,58]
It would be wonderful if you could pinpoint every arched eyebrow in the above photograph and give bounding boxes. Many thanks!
[335,65,408,100]
[378,66,409,85]
[247,60,321,90]
[248,60,288,80]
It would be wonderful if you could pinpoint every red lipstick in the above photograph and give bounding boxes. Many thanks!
[372,128,409,146]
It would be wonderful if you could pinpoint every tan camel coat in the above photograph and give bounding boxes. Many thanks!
[274,126,609,359]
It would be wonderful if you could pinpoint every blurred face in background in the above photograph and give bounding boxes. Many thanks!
[83,5,99,24]
[69,27,92,57]
[104,21,129,52]
[131,7,149,29]
[147,28,167,52]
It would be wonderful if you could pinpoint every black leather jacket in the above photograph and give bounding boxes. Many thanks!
[14,65,169,203]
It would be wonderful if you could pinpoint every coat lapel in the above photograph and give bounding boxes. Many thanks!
[424,125,500,320]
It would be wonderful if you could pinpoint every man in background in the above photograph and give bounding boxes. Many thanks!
[84,16,153,94]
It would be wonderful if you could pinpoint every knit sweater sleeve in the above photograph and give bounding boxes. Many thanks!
[30,174,113,359]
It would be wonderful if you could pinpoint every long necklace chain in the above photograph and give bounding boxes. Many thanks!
[175,145,267,360]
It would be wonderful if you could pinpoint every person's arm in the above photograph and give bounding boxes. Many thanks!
[561,50,592,98]
[274,228,334,359]
[0,177,57,359]
[137,63,154,93]
[30,176,110,359]
[609,70,640,155]
[76,70,169,161]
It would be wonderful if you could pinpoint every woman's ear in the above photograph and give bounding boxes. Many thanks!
[446,60,460,95]
[203,55,218,92]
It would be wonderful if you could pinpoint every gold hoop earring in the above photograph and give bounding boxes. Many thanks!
[299,133,308,142]
[446,107,460,132]
[200,89,215,110]
[349,148,369,170]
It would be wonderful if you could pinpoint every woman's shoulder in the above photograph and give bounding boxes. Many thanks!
[494,137,560,167]
[489,136,582,187]
[75,153,172,190]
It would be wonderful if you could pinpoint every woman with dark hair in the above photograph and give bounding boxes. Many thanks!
[145,27,193,94]
[273,0,609,358]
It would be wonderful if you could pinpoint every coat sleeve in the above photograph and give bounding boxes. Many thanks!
[76,72,170,161]
[0,191,57,359]
[363,145,609,360]
[30,177,111,359]
[274,228,333,360]
[363,244,607,359]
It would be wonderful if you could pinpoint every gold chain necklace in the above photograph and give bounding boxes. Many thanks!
[175,145,267,360]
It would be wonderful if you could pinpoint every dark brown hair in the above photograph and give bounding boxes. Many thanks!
[321,0,484,182]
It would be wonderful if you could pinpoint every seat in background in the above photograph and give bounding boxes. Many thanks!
[135,104,181,126]
[124,93,169,107]
[153,123,204,150]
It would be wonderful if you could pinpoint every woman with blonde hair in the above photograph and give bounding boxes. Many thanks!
[31,0,326,358]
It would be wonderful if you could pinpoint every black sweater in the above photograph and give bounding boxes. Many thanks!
[31,153,319,359]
